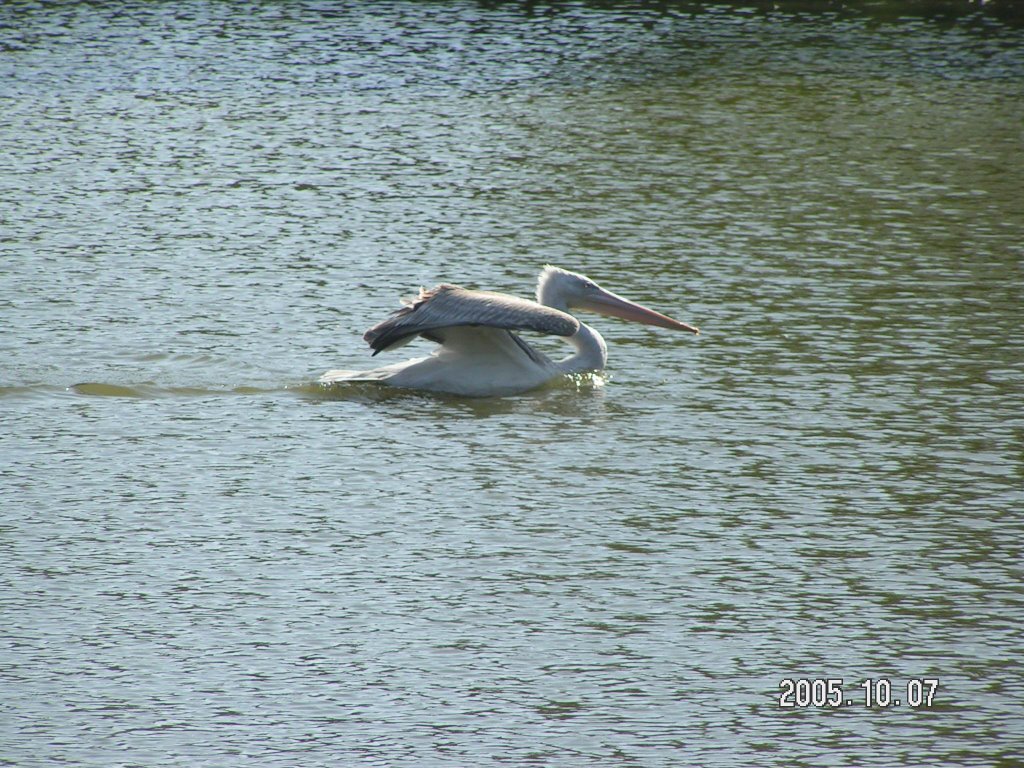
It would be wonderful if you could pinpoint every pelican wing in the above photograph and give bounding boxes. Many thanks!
[364,283,580,356]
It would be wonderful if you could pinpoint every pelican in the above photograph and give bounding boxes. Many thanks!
[320,266,698,397]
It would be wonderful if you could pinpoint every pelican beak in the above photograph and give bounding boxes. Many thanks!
[578,289,699,334]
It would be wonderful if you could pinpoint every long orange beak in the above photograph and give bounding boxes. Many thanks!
[577,289,699,334]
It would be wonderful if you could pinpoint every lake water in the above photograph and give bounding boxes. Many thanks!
[2,2,1023,766]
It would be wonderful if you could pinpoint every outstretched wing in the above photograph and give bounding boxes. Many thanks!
[363,283,580,356]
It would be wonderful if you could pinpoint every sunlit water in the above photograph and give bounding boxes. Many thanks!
[2,2,1023,766]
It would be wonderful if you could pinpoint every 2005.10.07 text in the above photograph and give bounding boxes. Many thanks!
[778,678,939,708]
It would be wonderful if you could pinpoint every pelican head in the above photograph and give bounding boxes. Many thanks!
[536,265,699,334]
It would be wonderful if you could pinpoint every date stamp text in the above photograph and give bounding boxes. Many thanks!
[778,678,939,708]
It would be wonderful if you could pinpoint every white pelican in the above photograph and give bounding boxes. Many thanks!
[320,266,698,397]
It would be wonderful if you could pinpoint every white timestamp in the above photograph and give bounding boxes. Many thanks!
[778,678,939,708]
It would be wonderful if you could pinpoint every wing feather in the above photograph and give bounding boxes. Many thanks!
[363,283,579,356]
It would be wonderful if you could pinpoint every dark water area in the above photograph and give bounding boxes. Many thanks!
[2,2,1022,766]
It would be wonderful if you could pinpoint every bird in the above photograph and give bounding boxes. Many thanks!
[320,265,698,397]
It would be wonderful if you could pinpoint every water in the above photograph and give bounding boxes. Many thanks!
[2,2,1023,766]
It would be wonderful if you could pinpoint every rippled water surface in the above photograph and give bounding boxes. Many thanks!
[2,2,1023,766]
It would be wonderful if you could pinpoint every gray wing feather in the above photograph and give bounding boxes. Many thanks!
[363,283,579,355]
